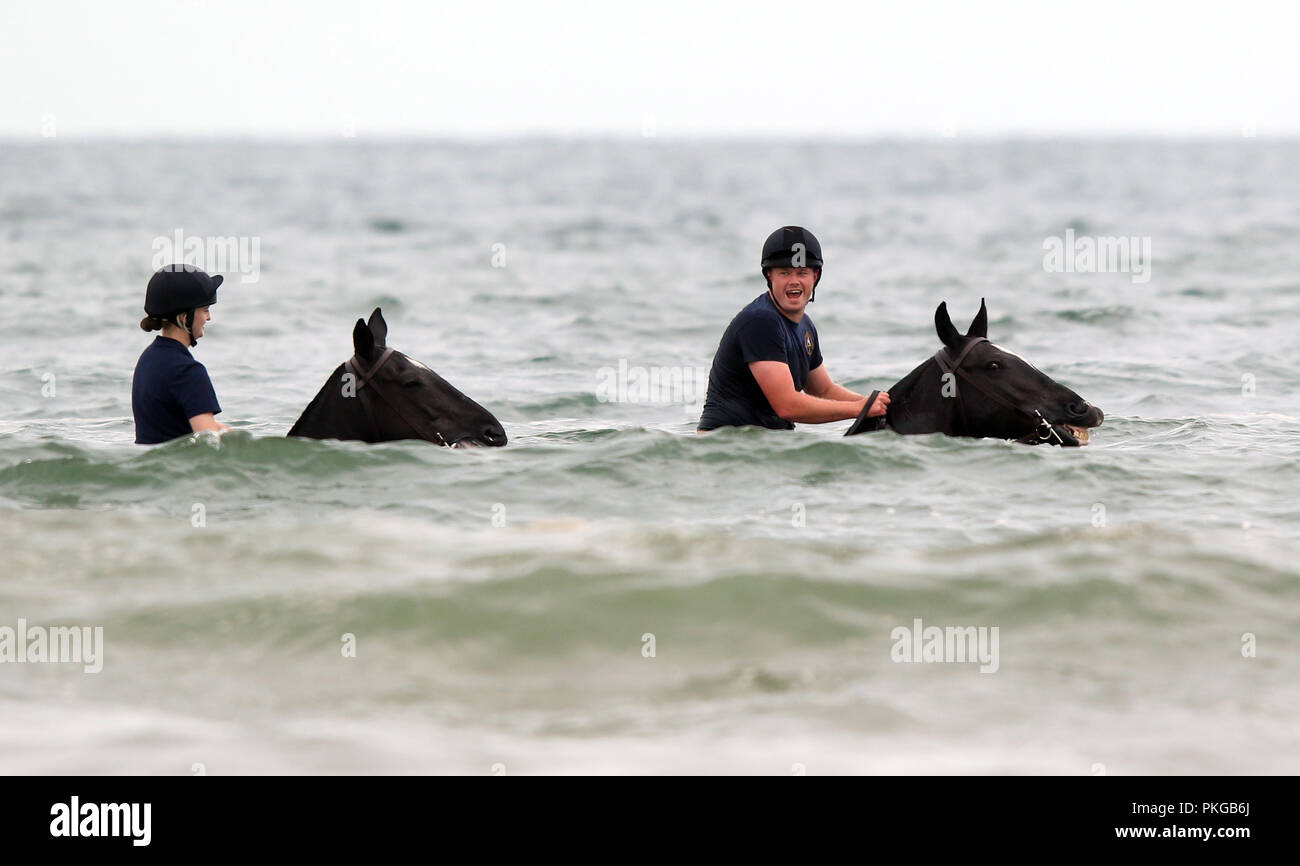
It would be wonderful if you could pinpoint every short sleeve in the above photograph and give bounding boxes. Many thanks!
[174,362,222,420]
[736,314,788,365]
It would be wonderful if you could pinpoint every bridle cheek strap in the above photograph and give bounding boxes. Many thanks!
[345,349,447,446]
[933,338,1059,442]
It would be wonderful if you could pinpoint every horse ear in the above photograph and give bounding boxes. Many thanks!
[935,301,962,349]
[966,298,988,339]
[367,307,387,347]
[353,318,375,360]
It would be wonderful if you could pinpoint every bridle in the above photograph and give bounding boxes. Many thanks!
[932,338,1065,444]
[344,348,448,446]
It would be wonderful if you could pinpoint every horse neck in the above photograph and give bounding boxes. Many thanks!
[886,356,961,436]
[289,364,373,440]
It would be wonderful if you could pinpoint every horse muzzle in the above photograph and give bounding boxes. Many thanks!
[450,426,508,448]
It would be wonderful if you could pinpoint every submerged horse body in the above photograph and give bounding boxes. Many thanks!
[289,308,507,447]
[846,299,1103,446]
[291,301,1094,450]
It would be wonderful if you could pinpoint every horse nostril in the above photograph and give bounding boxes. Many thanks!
[1067,401,1089,418]
[484,426,506,445]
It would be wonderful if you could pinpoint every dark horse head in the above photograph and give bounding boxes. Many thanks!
[288,308,507,447]
[847,299,1103,446]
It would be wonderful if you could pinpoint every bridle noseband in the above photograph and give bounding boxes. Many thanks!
[933,338,1064,444]
[344,348,448,446]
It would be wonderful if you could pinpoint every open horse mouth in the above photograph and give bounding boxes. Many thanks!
[1016,405,1103,447]
[1036,406,1104,447]
[1021,421,1097,447]
[1060,423,1092,446]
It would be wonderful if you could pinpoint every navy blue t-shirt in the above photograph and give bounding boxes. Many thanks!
[132,336,222,444]
[698,292,824,430]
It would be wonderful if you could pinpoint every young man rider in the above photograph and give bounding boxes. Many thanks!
[698,226,889,431]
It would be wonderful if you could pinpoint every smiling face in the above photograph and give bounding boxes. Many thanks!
[766,267,818,319]
[189,306,210,338]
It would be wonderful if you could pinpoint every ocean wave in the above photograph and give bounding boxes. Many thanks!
[5,503,1293,664]
[1053,305,1139,324]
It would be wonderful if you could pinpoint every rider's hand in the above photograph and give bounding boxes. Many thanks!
[866,391,890,418]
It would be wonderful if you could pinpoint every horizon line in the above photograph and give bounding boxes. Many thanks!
[2,130,1295,144]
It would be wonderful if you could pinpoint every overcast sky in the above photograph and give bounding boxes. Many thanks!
[2,0,1296,138]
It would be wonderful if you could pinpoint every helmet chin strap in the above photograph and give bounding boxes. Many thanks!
[177,310,198,346]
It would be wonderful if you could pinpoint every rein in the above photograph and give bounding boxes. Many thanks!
[344,348,448,446]
[933,338,1064,444]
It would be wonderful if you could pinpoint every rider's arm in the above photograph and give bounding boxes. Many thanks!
[189,413,230,433]
[805,364,866,402]
[749,361,868,423]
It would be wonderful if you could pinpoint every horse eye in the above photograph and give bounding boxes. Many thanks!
[986,362,1000,371]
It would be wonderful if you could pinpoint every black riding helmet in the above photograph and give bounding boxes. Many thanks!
[144,264,221,346]
[761,226,823,300]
